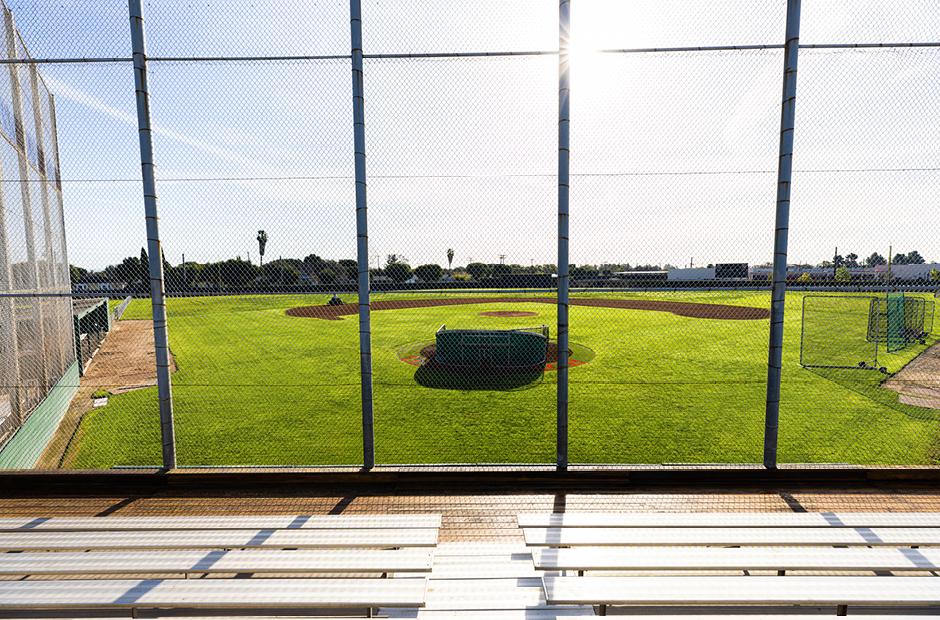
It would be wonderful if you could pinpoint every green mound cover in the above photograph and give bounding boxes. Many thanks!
[434,326,548,368]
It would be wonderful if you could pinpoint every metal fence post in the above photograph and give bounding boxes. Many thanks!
[129,0,176,469]
[0,157,22,427]
[763,0,801,469]
[350,0,375,469]
[556,0,571,470]
[48,93,76,374]
[28,65,66,375]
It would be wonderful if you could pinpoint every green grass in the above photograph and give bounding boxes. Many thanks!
[66,291,940,467]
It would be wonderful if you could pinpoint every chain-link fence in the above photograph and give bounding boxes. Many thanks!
[0,2,75,465]
[0,0,938,469]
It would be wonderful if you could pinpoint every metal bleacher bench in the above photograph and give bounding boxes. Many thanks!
[519,512,940,617]
[0,514,441,618]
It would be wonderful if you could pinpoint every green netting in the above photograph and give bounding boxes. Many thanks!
[886,293,907,352]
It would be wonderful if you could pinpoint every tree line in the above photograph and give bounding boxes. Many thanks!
[814,250,928,269]
[70,252,685,292]
[70,239,935,292]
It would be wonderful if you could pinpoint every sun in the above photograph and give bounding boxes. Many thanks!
[564,29,605,91]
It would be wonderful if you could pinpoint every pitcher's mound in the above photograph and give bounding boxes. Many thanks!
[479,311,538,318]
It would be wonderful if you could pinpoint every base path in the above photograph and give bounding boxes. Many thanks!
[287,297,769,321]
[883,341,940,409]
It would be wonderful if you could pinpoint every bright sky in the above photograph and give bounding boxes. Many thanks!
[7,0,940,271]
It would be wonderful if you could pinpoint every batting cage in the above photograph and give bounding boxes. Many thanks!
[802,294,936,370]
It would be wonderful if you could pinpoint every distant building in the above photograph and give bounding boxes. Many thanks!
[667,267,715,281]
[750,265,882,282]
[667,264,749,282]
[611,270,668,284]
[875,262,940,281]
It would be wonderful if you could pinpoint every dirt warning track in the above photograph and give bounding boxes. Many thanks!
[286,297,769,321]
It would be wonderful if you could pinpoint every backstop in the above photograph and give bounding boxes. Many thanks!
[0,5,76,462]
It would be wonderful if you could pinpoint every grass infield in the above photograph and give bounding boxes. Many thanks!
[65,291,939,467]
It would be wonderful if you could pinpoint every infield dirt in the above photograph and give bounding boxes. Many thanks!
[286,297,769,321]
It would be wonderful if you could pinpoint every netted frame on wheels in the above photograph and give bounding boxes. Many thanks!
[800,295,883,371]
[868,294,934,353]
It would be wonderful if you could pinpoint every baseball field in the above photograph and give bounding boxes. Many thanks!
[65,290,940,467]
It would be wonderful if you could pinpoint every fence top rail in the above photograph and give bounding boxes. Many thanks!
[1,40,938,65]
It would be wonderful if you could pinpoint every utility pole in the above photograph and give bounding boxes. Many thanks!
[887,244,892,282]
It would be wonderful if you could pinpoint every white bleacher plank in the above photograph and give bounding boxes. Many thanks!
[542,575,940,606]
[524,526,940,547]
[0,514,441,531]
[518,512,940,529]
[424,577,545,610]
[0,548,433,575]
[0,577,427,609]
[533,546,940,571]
[0,527,438,551]
[431,554,539,579]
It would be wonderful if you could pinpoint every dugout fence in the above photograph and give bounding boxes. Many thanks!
[72,298,110,376]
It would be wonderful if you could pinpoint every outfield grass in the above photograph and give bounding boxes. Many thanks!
[65,291,940,467]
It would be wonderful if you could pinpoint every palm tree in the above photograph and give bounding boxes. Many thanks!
[446,248,454,273]
[256,230,268,266]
